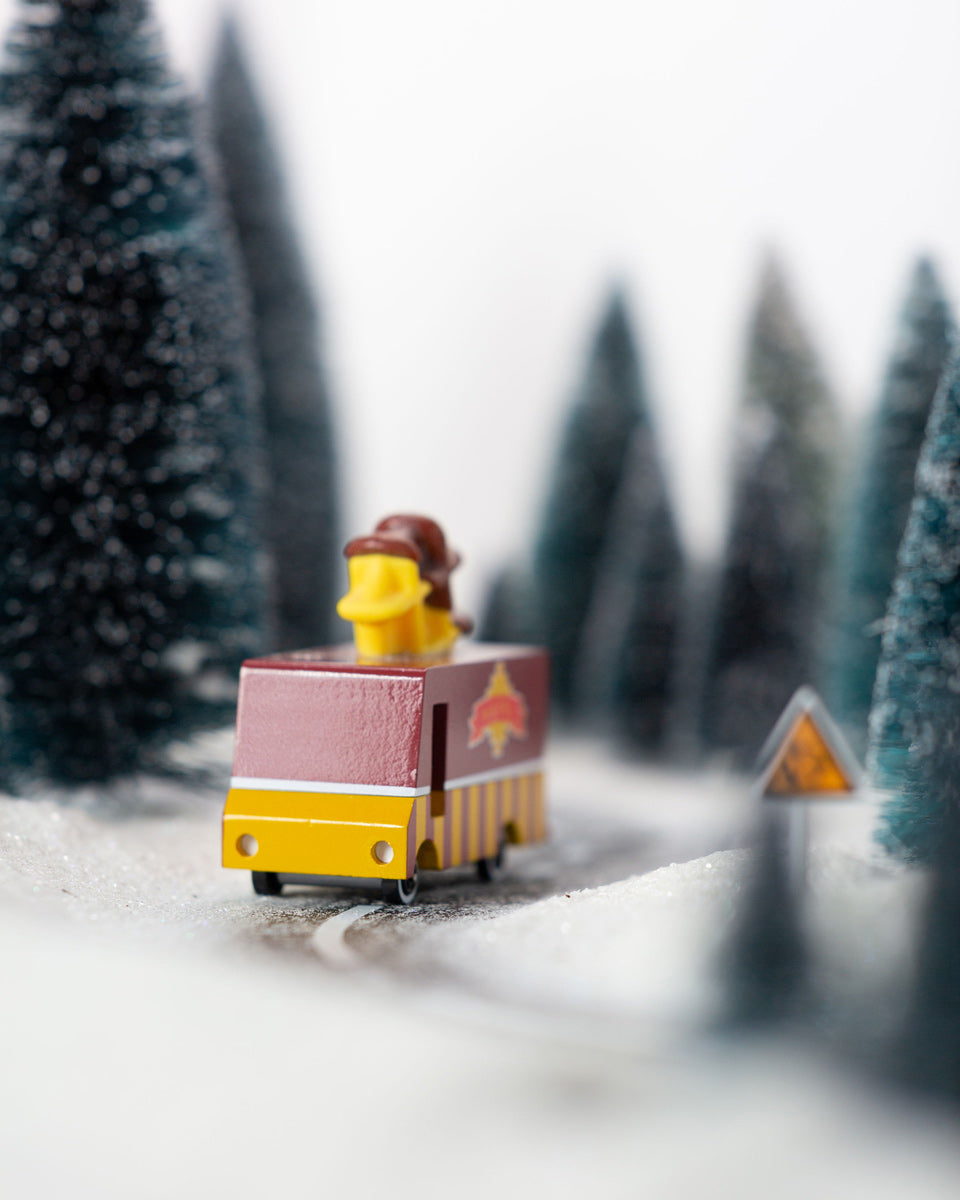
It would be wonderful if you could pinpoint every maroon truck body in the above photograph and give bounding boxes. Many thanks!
[223,643,549,899]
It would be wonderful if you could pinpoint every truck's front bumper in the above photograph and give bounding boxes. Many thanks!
[222,788,415,880]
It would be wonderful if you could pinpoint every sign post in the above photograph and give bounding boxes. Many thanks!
[752,686,862,891]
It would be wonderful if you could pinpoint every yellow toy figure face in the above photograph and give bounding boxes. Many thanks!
[337,553,430,623]
[336,552,464,660]
[336,553,431,658]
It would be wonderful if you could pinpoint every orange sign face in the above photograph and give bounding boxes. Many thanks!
[756,687,860,801]
[468,661,528,758]
[764,712,855,797]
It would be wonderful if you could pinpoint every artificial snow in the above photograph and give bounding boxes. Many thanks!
[402,852,747,1024]
[0,740,957,1197]
[384,844,921,1041]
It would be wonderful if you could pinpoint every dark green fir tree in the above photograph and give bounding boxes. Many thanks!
[533,289,645,710]
[575,417,684,754]
[478,564,537,645]
[892,701,960,1098]
[0,0,266,788]
[210,16,340,650]
[869,351,960,859]
[700,258,840,765]
[831,259,952,754]
[722,805,808,1029]
[610,495,683,753]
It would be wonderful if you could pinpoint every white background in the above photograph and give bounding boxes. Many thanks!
[5,0,960,611]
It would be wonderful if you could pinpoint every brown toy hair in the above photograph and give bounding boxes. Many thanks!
[373,514,460,611]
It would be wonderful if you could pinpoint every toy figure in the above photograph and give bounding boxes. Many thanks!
[222,516,549,904]
[337,514,473,659]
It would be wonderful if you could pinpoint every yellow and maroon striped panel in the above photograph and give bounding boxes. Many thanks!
[407,771,545,870]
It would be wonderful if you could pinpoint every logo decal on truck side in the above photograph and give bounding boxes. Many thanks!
[468,661,528,758]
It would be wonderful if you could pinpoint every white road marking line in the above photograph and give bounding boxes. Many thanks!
[311,903,382,968]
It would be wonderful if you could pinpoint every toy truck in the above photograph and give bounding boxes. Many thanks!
[222,644,548,903]
[223,515,549,904]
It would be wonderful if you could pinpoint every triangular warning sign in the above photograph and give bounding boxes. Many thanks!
[754,687,861,801]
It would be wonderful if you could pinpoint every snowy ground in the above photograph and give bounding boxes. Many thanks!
[2,737,960,1199]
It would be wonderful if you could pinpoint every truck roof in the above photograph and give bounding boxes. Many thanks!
[240,641,543,675]
[231,643,548,792]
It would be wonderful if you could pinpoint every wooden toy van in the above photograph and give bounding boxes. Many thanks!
[222,643,549,903]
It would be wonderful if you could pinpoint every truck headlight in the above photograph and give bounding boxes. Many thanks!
[237,834,259,858]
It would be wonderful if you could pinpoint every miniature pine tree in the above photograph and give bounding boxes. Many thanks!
[0,0,265,788]
[869,351,960,859]
[478,565,538,645]
[575,426,684,753]
[533,289,645,709]
[661,558,719,762]
[722,805,808,1028]
[893,709,960,1097]
[209,17,340,650]
[610,497,683,752]
[831,259,952,754]
[700,259,840,765]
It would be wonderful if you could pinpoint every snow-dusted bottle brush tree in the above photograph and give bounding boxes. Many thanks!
[869,350,960,861]
[576,387,683,755]
[0,0,266,790]
[209,15,341,652]
[533,288,652,713]
[699,257,841,766]
[892,705,960,1101]
[478,564,538,646]
[831,259,953,755]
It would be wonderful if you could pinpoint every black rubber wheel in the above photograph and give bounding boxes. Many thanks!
[381,870,420,905]
[252,871,283,896]
[477,842,507,882]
